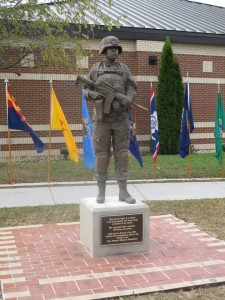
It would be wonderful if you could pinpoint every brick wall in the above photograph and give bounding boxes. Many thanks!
[0,38,225,158]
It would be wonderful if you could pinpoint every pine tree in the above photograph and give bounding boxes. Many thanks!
[174,57,184,148]
[156,36,184,154]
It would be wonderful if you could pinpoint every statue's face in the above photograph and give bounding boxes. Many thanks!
[105,46,119,60]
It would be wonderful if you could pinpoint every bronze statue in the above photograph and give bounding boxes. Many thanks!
[83,36,137,204]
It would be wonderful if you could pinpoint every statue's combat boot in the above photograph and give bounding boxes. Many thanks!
[96,181,106,203]
[118,180,136,204]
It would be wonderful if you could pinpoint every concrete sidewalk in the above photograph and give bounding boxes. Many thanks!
[0,180,225,208]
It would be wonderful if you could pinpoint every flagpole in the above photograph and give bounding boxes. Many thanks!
[83,168,87,182]
[150,84,158,179]
[188,122,191,179]
[134,105,141,175]
[218,81,224,178]
[187,75,192,179]
[48,80,53,184]
[150,83,153,178]
[222,151,224,178]
[5,79,14,184]
[154,164,156,179]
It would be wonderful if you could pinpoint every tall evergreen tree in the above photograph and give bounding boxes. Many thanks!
[156,36,184,154]
[174,56,184,146]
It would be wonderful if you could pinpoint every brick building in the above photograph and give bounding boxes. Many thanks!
[1,0,225,159]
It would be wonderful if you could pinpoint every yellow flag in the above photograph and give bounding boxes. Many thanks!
[51,87,79,163]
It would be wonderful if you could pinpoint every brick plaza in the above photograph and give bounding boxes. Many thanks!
[1,214,225,299]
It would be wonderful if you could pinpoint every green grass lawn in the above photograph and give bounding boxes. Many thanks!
[1,199,224,240]
[0,153,224,184]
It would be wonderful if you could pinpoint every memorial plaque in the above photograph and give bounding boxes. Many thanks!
[101,214,143,245]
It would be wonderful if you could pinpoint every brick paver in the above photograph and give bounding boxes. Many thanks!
[0,215,225,300]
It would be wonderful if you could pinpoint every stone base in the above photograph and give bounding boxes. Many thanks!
[80,197,150,258]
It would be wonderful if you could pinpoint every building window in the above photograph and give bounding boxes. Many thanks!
[77,56,88,69]
[203,61,213,73]
[20,53,35,68]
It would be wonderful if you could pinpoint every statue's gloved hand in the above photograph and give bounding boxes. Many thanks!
[115,93,132,108]
[88,91,103,101]
[121,99,128,107]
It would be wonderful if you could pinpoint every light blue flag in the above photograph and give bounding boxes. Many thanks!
[82,89,95,170]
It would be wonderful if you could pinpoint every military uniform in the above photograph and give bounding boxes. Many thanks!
[84,36,137,204]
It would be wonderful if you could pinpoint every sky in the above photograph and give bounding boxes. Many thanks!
[190,0,225,7]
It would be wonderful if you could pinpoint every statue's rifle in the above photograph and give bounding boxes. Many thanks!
[76,75,148,113]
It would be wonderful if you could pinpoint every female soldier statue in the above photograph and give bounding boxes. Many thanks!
[84,36,137,204]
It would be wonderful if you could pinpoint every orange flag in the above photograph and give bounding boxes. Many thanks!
[51,87,79,163]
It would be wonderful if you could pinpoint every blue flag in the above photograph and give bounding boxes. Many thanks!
[179,81,194,158]
[82,89,95,170]
[7,87,44,153]
[150,88,159,163]
[128,111,143,168]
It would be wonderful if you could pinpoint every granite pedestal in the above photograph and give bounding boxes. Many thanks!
[80,197,150,258]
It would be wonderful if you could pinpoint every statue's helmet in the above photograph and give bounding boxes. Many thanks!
[99,36,122,55]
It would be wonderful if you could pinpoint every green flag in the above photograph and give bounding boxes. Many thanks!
[214,91,225,166]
